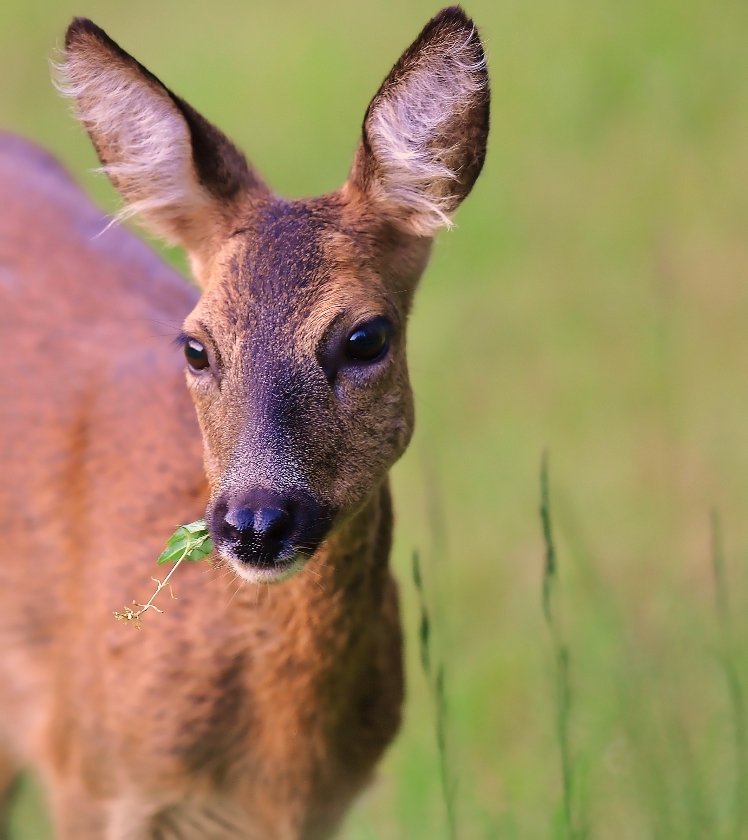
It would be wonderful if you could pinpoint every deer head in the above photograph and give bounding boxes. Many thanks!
[60,6,490,583]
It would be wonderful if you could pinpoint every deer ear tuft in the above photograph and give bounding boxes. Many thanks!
[348,6,490,237]
[56,18,266,266]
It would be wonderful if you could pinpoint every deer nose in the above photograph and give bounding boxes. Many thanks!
[220,495,296,567]
[225,506,292,541]
[210,488,335,575]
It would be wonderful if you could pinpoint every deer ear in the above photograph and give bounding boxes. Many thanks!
[59,18,268,268]
[347,6,490,238]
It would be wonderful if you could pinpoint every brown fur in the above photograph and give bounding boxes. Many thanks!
[0,7,489,838]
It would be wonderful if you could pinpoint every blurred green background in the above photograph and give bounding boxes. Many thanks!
[4,0,748,837]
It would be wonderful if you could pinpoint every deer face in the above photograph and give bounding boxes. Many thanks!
[61,8,489,581]
[181,200,427,580]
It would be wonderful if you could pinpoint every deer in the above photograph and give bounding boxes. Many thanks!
[0,6,489,839]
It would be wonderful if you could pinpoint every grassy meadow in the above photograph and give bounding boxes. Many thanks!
[3,0,748,837]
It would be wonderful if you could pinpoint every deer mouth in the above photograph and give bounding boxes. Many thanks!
[214,532,319,584]
[222,546,311,584]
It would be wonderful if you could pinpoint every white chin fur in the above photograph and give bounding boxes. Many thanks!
[221,551,309,585]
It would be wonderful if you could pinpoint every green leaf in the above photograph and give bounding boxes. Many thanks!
[185,536,214,562]
[156,544,184,565]
[183,520,210,534]
[156,520,213,565]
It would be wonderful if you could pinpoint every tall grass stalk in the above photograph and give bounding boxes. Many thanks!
[413,551,457,840]
[540,453,577,839]
[711,510,748,839]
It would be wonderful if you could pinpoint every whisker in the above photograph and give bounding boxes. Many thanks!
[224,573,241,591]
[308,559,332,572]
[203,565,234,585]
[201,561,227,577]
[223,580,245,611]
[202,561,231,578]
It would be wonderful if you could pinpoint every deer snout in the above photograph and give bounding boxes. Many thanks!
[210,489,333,581]
[225,504,292,551]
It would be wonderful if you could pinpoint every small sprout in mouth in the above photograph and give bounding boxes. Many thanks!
[114,520,214,629]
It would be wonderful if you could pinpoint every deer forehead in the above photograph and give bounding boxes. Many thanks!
[188,198,397,355]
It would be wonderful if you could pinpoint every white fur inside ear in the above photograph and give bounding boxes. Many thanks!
[54,50,211,244]
[367,30,486,237]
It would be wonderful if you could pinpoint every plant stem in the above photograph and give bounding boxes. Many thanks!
[540,452,575,838]
[138,553,185,614]
[114,547,188,628]
[413,551,457,840]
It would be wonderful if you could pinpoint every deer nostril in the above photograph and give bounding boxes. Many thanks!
[221,504,293,547]
[253,507,292,541]
[224,507,254,534]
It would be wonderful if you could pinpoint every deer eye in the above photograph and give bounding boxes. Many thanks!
[185,339,210,372]
[346,317,391,363]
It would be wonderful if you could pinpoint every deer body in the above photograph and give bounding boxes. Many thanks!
[0,133,401,840]
[0,8,488,838]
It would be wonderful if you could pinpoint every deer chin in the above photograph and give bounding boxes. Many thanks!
[221,548,310,585]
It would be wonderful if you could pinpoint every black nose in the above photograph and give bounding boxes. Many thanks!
[210,488,335,571]
[225,505,292,542]
[222,497,294,567]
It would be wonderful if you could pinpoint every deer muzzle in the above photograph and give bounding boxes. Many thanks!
[209,487,334,582]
